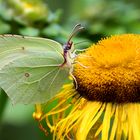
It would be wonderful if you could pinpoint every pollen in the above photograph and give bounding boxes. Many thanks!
[74,34,140,103]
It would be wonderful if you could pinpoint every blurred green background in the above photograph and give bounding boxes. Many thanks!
[0,0,140,139]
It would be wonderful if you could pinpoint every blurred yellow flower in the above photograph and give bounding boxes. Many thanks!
[22,2,35,13]
[33,34,140,140]
[7,0,48,24]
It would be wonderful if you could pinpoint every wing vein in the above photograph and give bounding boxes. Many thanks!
[24,67,58,84]
[47,68,61,91]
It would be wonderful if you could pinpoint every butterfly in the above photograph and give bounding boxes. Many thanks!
[0,24,84,104]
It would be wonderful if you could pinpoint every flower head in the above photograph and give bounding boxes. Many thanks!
[74,34,140,103]
[33,34,140,140]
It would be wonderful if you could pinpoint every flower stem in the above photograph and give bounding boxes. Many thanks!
[0,89,8,121]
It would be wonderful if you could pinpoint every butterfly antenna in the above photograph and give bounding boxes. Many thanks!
[68,24,84,43]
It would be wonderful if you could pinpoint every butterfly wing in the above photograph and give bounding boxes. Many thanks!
[0,35,69,104]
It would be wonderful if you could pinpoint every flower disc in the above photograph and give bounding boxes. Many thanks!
[74,34,140,103]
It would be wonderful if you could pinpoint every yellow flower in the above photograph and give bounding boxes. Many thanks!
[33,34,140,140]
[8,0,48,24]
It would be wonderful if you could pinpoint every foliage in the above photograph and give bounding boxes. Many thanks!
[69,0,140,37]
[0,0,62,37]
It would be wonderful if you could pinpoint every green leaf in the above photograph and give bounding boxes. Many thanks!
[19,27,39,36]
[42,24,61,37]
[0,88,8,121]
[0,20,11,34]
[0,35,70,104]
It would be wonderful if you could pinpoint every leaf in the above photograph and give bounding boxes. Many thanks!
[0,35,70,104]
[19,27,39,36]
[0,20,11,34]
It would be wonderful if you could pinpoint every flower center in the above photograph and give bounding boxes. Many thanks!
[74,34,140,103]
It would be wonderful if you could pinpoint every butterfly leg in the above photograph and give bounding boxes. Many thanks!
[74,61,89,68]
[69,66,78,89]
[78,54,93,58]
[72,48,87,55]
[70,48,87,60]
[71,48,91,61]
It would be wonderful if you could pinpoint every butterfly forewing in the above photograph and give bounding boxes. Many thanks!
[0,35,63,53]
[0,35,70,104]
